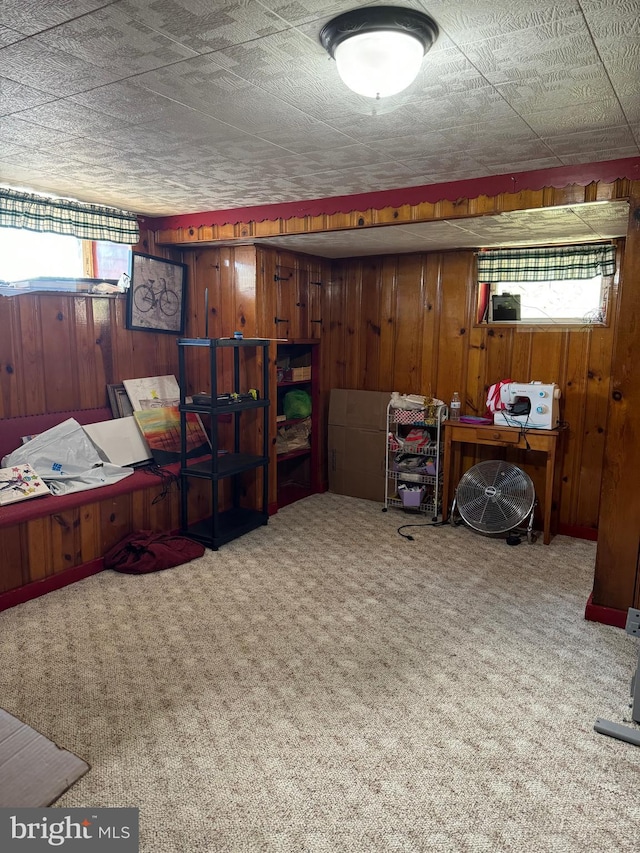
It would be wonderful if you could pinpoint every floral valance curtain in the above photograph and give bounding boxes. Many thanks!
[477,243,616,282]
[0,187,139,244]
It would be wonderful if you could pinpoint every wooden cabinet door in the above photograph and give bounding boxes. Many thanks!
[307,261,323,338]
[274,264,296,338]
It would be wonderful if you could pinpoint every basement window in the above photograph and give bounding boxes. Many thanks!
[476,243,615,326]
[0,227,131,294]
[480,277,607,325]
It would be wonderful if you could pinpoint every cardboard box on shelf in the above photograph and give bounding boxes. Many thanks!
[328,388,391,502]
[285,366,312,381]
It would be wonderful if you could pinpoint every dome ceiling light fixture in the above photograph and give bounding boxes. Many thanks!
[320,6,439,99]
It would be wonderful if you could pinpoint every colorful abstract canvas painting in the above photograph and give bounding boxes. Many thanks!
[133,407,209,466]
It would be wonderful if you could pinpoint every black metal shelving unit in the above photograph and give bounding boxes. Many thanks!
[177,337,270,550]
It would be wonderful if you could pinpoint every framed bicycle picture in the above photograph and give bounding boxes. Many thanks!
[126,251,187,334]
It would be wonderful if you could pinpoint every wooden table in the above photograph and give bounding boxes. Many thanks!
[441,421,561,545]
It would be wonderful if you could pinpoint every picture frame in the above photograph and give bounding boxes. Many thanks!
[126,251,187,335]
[107,383,134,418]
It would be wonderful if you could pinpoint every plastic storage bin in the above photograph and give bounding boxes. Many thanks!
[400,486,425,507]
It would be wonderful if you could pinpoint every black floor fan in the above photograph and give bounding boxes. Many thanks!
[450,459,537,543]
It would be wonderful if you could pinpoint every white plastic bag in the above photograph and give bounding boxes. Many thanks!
[1,418,133,495]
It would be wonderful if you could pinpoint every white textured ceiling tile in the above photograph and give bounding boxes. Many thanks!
[559,147,640,165]
[433,118,542,152]
[469,156,564,174]
[252,120,357,153]
[33,6,197,75]
[591,36,640,110]
[119,0,286,52]
[132,103,250,145]
[0,0,110,36]
[0,40,126,96]
[425,0,584,41]
[0,148,88,173]
[12,99,140,137]
[48,138,134,166]
[459,25,602,85]
[0,165,63,191]
[211,25,323,78]
[191,135,293,163]
[617,92,640,125]
[524,100,628,136]
[257,0,372,28]
[581,2,640,38]
[282,161,415,196]
[0,114,82,148]
[325,88,518,141]
[210,32,354,119]
[0,26,27,47]
[0,77,56,116]
[134,56,326,136]
[397,153,487,176]
[0,141,31,159]
[492,72,616,113]
[76,124,185,159]
[543,125,637,155]
[365,131,455,161]
[69,80,192,125]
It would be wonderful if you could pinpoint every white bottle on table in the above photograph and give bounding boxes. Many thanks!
[450,392,461,420]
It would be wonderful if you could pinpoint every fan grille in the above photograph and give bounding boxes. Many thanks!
[455,460,535,534]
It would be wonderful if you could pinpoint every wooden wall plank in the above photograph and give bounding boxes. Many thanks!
[358,260,383,391]
[435,253,470,405]
[576,323,615,529]
[378,257,397,392]
[14,295,45,415]
[343,259,363,391]
[50,510,81,575]
[394,255,425,395]
[0,297,19,418]
[559,330,590,528]
[326,263,347,390]
[73,298,100,409]
[78,501,103,565]
[420,254,443,401]
[234,245,258,336]
[0,526,27,592]
[39,295,80,412]
[26,518,53,581]
[100,494,135,555]
[91,297,114,402]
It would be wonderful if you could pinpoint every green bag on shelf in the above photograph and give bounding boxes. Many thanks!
[283,389,311,419]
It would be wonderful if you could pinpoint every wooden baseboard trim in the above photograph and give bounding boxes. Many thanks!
[557,523,598,541]
[0,559,105,613]
[584,592,627,629]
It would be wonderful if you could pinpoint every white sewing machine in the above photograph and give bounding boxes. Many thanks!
[493,382,561,429]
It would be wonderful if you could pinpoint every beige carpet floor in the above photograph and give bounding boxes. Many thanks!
[1,492,639,852]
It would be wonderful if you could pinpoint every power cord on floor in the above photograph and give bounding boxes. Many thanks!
[397,518,450,540]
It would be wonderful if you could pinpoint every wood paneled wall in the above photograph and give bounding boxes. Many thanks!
[324,246,623,535]
[0,231,182,420]
[182,244,331,509]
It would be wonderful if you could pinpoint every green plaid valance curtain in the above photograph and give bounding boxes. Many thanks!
[477,243,616,282]
[0,187,139,244]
